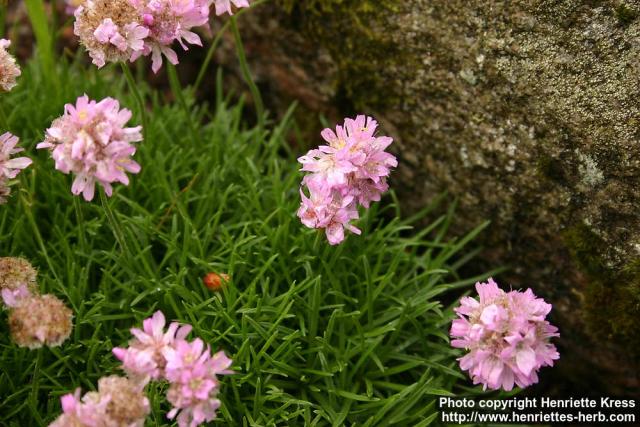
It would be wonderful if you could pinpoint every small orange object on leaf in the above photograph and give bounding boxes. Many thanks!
[203,272,230,291]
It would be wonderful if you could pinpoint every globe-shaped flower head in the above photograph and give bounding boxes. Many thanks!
[74,0,149,68]
[0,39,21,92]
[297,115,397,245]
[37,95,142,201]
[450,278,560,391]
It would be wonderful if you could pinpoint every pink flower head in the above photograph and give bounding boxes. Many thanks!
[164,340,233,427]
[49,388,110,427]
[213,0,250,16]
[297,115,397,245]
[113,310,192,381]
[74,0,215,72]
[132,0,213,73]
[94,18,147,53]
[49,377,150,427]
[36,95,142,201]
[450,278,560,391]
[0,39,21,92]
[0,132,32,180]
[298,182,361,245]
[113,310,232,426]
[74,1,149,68]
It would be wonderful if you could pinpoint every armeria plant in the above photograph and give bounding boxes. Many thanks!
[0,0,559,425]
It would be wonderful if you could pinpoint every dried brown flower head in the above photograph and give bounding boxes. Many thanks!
[9,294,73,349]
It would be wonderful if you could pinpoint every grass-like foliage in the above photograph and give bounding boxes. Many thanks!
[0,52,491,425]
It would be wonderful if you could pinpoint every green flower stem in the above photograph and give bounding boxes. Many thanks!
[99,189,131,258]
[194,21,231,94]
[230,16,265,130]
[20,193,61,284]
[25,0,58,94]
[167,63,198,142]
[120,62,148,142]
[73,196,87,253]
[194,0,268,94]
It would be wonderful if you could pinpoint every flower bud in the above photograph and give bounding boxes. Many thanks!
[203,272,230,291]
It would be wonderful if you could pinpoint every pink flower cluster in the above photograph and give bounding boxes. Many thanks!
[450,279,560,391]
[113,311,233,427]
[0,132,32,204]
[0,38,21,92]
[36,95,142,202]
[297,115,397,245]
[1,257,74,350]
[74,0,250,72]
[51,388,112,427]
[50,376,150,427]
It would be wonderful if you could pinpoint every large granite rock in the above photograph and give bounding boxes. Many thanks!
[229,0,640,393]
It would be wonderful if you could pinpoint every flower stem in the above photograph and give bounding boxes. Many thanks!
[99,188,130,257]
[73,196,87,253]
[194,21,230,94]
[194,0,268,94]
[120,62,148,142]
[167,63,198,142]
[230,16,265,130]
[20,193,61,284]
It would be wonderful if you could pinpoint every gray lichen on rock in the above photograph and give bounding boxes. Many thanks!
[387,1,640,386]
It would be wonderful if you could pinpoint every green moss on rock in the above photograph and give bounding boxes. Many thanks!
[615,4,638,25]
[536,155,568,183]
[280,0,400,15]
[563,224,640,351]
[584,277,640,350]
[278,0,405,110]
[563,224,609,277]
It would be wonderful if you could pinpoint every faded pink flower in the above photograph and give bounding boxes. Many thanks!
[0,257,38,295]
[450,278,560,391]
[0,39,21,92]
[36,95,142,201]
[49,388,110,427]
[114,311,233,427]
[113,310,192,381]
[297,115,397,245]
[213,0,250,16]
[98,375,150,426]
[8,294,73,349]
[73,0,216,72]
[74,0,149,68]
[49,376,150,427]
